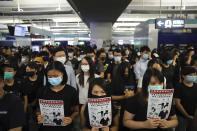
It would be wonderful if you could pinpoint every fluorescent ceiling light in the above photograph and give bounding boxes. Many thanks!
[55,38,74,41]
[51,28,89,31]
[32,38,50,41]
[113,23,140,27]
[79,37,90,40]
[0,19,23,24]
[114,28,136,31]
[53,17,81,22]
[117,18,150,22]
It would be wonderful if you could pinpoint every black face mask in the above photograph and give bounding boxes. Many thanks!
[43,57,49,62]
[89,95,107,99]
[101,57,106,61]
[26,72,35,77]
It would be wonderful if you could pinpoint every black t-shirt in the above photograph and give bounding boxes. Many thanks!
[4,78,26,99]
[125,95,176,131]
[15,64,26,79]
[37,85,79,131]
[174,83,197,116]
[0,93,25,131]
[23,76,43,104]
[70,58,79,70]
[95,61,105,75]
[162,65,175,89]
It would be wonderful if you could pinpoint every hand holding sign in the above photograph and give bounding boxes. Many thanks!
[144,119,160,129]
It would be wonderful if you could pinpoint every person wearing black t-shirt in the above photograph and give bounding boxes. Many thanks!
[37,61,79,131]
[174,66,197,131]
[105,49,122,83]
[123,68,178,131]
[3,57,28,113]
[0,66,25,131]
[160,50,175,89]
[23,62,43,131]
[194,108,197,131]
[80,78,119,131]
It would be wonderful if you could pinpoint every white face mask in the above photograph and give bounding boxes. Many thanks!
[81,65,90,72]
[56,57,66,64]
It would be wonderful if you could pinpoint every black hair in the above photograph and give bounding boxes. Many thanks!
[67,48,74,53]
[88,78,111,98]
[21,50,30,57]
[108,49,113,52]
[0,63,4,79]
[181,66,196,76]
[78,56,95,87]
[141,68,164,100]
[45,61,68,86]
[4,56,18,71]
[114,49,122,54]
[96,49,106,58]
[147,59,162,69]
[160,50,174,64]
[85,46,94,54]
[52,47,66,56]
[40,51,49,57]
[140,46,150,52]
[26,62,39,71]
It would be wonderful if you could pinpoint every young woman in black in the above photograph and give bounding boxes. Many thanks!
[80,78,119,131]
[37,61,79,131]
[123,68,178,131]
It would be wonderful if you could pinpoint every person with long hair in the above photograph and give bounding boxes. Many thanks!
[76,57,99,105]
[123,68,178,131]
[37,61,79,131]
[80,78,119,131]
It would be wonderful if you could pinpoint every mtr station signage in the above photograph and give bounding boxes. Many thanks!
[155,19,185,29]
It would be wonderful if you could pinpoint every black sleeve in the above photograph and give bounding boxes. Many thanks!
[174,84,181,99]
[125,96,138,114]
[8,98,25,129]
[169,104,176,118]
[71,88,79,107]
[16,78,27,96]
[105,63,113,75]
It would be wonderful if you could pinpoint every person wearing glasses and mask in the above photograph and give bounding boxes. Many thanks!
[53,47,77,89]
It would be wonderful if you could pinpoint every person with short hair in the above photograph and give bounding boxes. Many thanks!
[174,66,197,131]
[53,47,77,89]
[134,46,151,81]
[0,65,25,131]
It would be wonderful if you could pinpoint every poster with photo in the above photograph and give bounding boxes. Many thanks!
[147,89,174,119]
[88,97,112,127]
[39,99,65,126]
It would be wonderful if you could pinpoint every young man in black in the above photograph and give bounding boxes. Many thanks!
[174,66,197,131]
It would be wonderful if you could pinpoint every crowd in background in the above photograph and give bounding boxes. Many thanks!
[0,44,197,131]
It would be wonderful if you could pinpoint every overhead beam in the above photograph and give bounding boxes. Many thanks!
[128,9,197,14]
[0,10,74,16]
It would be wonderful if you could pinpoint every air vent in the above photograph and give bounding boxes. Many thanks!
[23,19,53,22]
